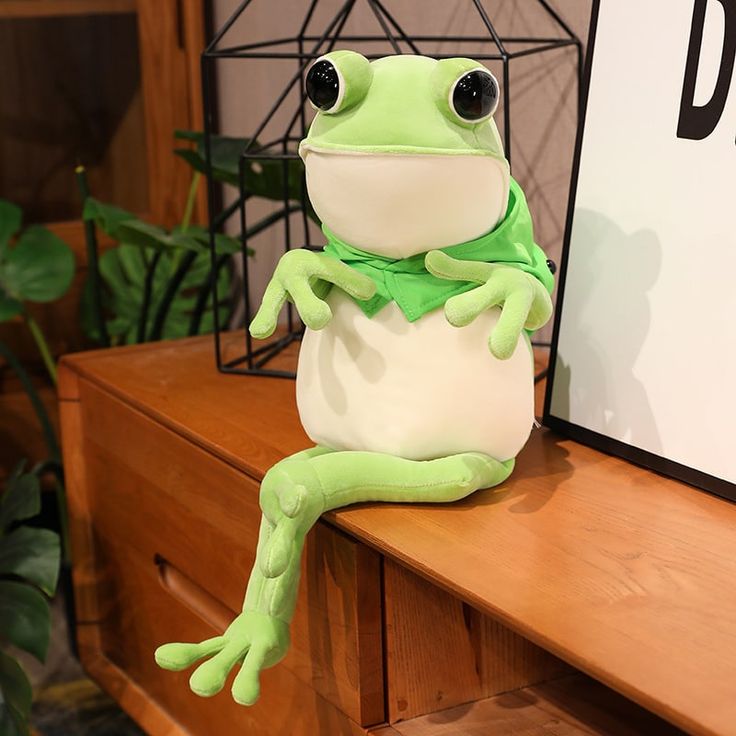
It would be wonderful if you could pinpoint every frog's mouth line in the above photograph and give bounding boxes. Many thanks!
[299,141,507,162]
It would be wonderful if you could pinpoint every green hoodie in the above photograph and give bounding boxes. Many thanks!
[322,177,554,322]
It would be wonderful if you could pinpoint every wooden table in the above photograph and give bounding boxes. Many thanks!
[59,335,736,736]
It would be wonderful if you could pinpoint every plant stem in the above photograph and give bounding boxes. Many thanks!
[75,165,110,347]
[32,459,70,563]
[212,191,254,231]
[188,253,229,336]
[0,339,60,462]
[180,172,201,234]
[148,250,198,341]
[24,312,57,386]
[166,171,201,282]
[138,250,162,343]
[186,206,297,336]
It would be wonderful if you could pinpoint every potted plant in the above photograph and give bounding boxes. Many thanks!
[0,467,61,735]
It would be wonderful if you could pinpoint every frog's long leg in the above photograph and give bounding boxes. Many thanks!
[248,449,514,620]
[156,448,512,705]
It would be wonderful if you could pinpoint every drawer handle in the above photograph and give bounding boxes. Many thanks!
[154,555,234,632]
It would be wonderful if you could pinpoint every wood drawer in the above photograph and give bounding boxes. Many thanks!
[64,376,384,733]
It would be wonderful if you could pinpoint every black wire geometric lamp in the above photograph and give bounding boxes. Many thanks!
[202,0,583,378]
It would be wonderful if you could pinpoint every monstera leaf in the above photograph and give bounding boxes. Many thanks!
[0,201,21,258]
[83,199,241,257]
[0,470,61,736]
[83,199,203,253]
[0,200,75,323]
[0,650,32,736]
[80,198,239,344]
[174,130,308,204]
[94,244,229,344]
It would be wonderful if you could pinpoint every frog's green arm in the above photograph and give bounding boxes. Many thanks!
[425,250,552,360]
[249,248,376,339]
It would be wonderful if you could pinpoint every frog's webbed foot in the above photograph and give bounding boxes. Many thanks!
[154,611,289,705]
[156,447,514,706]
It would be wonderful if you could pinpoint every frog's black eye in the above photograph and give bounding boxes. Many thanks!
[306,59,341,112]
[451,69,499,123]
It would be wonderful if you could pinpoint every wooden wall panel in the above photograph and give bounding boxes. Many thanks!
[137,0,206,227]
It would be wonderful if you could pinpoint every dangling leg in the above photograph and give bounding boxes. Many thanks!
[154,446,332,704]
[155,447,513,705]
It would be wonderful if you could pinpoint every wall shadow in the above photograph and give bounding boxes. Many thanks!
[549,209,663,455]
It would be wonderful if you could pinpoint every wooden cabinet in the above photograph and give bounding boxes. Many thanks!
[59,337,736,735]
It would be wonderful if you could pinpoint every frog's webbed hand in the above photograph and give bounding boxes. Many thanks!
[425,250,552,360]
[155,612,289,705]
[249,249,376,339]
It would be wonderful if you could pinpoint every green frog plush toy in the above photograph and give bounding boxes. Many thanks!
[155,51,554,705]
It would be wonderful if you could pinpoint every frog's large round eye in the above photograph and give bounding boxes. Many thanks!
[306,59,342,111]
[450,69,499,123]
[305,51,372,115]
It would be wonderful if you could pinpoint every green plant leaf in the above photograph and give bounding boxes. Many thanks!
[178,226,242,256]
[8,462,26,482]
[174,132,248,185]
[0,581,50,663]
[173,130,307,204]
[168,227,207,253]
[79,277,101,344]
[118,221,202,253]
[98,246,131,296]
[0,650,31,736]
[116,220,171,251]
[82,198,136,239]
[93,245,229,344]
[83,199,205,254]
[0,226,75,303]
[0,527,60,596]
[212,233,242,255]
[0,201,22,258]
[0,475,40,531]
[173,129,200,142]
[0,291,22,323]
[172,148,205,174]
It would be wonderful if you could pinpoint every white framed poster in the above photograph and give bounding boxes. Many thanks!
[544,0,736,500]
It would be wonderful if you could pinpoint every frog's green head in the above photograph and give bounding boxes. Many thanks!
[299,52,510,258]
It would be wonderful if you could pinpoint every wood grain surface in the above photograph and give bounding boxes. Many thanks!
[0,0,206,375]
[59,335,736,735]
[384,559,571,722]
[137,0,205,227]
[0,1,135,18]
[384,560,571,723]
[59,361,385,733]
[389,674,684,736]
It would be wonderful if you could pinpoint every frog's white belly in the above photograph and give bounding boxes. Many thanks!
[296,290,534,461]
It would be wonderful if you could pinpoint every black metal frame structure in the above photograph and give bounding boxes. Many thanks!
[543,0,736,503]
[202,0,583,378]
